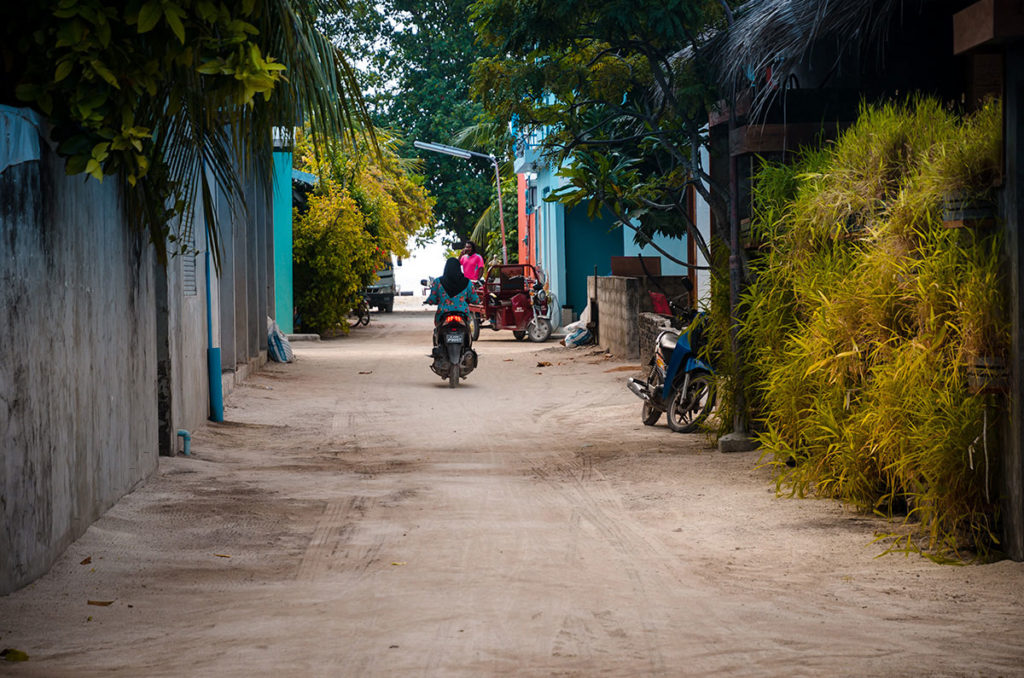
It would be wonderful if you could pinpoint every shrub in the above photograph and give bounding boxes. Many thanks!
[292,185,377,334]
[712,97,1006,559]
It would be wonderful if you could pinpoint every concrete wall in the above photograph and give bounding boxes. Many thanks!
[0,115,158,594]
[217,169,270,392]
[158,214,211,455]
[638,312,674,366]
[592,276,641,359]
[587,275,692,360]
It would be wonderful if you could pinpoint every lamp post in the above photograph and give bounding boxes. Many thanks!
[413,140,508,264]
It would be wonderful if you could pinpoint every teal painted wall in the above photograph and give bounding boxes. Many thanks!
[564,206,623,316]
[272,151,293,333]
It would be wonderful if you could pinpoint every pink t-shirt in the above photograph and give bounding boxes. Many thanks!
[460,253,484,280]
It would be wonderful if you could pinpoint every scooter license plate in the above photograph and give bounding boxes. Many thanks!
[445,334,463,344]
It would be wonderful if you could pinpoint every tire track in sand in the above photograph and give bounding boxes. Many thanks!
[295,496,381,582]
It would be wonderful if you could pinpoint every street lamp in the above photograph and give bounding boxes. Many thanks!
[413,140,508,264]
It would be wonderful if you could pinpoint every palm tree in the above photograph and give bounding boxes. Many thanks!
[1,0,372,266]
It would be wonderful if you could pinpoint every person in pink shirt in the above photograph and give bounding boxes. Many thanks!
[459,240,485,281]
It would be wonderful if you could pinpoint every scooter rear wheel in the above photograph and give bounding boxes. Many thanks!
[448,364,460,388]
[642,366,662,426]
[666,371,715,433]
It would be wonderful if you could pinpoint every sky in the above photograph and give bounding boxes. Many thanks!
[393,234,449,294]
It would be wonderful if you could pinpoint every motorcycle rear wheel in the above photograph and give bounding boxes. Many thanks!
[641,366,662,426]
[448,363,460,388]
[666,371,715,433]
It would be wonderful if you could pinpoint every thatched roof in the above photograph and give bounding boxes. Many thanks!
[710,0,927,116]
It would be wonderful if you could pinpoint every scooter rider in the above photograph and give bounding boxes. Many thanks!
[425,257,481,350]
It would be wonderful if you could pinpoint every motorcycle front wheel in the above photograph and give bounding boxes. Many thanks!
[526,317,553,342]
[666,371,716,433]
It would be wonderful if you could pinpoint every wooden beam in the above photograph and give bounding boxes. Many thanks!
[1003,45,1024,561]
[728,123,829,156]
[954,0,1024,55]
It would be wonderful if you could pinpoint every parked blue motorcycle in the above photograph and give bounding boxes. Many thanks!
[626,313,716,433]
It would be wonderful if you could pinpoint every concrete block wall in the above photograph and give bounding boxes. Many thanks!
[593,276,640,359]
[0,133,158,594]
[638,312,674,366]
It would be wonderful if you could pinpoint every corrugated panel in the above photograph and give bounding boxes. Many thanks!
[182,223,197,296]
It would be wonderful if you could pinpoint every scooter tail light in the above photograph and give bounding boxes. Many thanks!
[444,314,465,324]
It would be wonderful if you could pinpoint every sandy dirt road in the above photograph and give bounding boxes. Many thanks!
[2,303,1023,677]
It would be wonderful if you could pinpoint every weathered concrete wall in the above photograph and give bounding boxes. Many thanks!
[588,275,693,360]
[0,124,158,594]
[216,170,270,395]
[638,312,674,366]
[594,276,640,359]
[160,216,210,455]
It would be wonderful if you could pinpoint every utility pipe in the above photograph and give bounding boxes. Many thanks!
[176,429,191,456]
[206,232,224,422]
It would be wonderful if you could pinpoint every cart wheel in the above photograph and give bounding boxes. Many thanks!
[526,317,552,342]
[513,330,527,341]
[470,314,480,341]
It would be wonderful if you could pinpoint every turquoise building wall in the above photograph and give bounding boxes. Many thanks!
[565,207,622,316]
[272,150,293,333]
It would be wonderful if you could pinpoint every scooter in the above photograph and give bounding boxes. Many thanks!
[429,312,478,388]
[626,313,715,432]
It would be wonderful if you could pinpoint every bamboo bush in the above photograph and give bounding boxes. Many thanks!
[709,97,1007,559]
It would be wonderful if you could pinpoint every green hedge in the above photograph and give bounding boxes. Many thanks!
[710,97,1007,559]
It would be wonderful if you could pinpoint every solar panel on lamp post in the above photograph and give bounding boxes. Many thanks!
[413,140,508,264]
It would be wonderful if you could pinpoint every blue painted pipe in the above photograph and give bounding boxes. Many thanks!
[176,429,191,456]
[206,243,224,422]
[207,347,223,422]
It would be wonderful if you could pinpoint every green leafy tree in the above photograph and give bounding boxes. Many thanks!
[470,0,736,266]
[292,129,435,332]
[293,184,377,333]
[327,0,501,245]
[0,0,368,264]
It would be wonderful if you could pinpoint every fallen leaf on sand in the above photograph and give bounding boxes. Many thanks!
[391,562,407,566]
[536,361,552,367]
[80,557,92,565]
[214,554,231,558]
[1,648,29,662]
[359,371,373,375]
[87,600,114,607]
[503,359,513,362]
[604,365,641,373]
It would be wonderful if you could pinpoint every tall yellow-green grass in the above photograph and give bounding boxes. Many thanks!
[709,97,1006,560]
